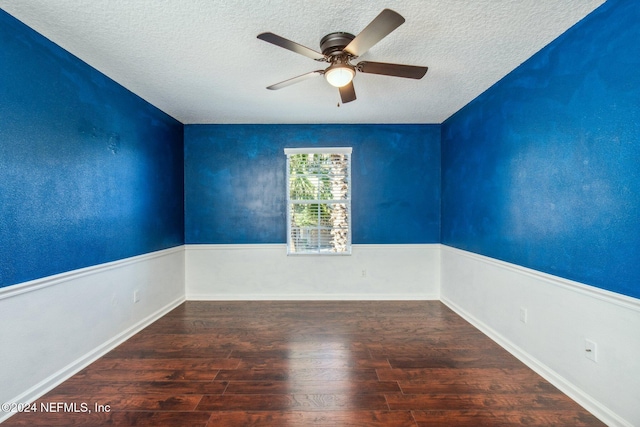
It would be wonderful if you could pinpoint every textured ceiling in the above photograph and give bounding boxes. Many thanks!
[0,0,605,124]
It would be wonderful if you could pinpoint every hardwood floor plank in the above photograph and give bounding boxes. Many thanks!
[196,393,388,411]
[82,357,241,371]
[1,408,212,427]
[367,339,501,353]
[412,409,605,426]
[31,394,204,411]
[229,348,373,359]
[62,357,237,384]
[102,348,233,359]
[109,411,213,427]
[223,380,401,395]
[387,353,525,369]
[235,356,390,369]
[398,377,558,394]
[377,367,537,381]
[205,410,417,427]
[215,368,380,382]
[71,368,219,382]
[386,393,590,411]
[40,380,228,396]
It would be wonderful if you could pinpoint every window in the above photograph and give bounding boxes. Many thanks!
[285,147,352,255]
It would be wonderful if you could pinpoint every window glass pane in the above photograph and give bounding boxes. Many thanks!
[286,149,351,255]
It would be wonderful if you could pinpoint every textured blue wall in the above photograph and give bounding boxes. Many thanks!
[5,0,635,300]
[441,0,640,298]
[185,124,440,244]
[0,11,185,288]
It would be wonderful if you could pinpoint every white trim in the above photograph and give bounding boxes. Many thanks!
[184,243,438,251]
[185,243,284,251]
[441,295,632,427]
[187,293,439,301]
[441,245,640,312]
[284,147,352,155]
[286,252,353,257]
[349,243,433,250]
[0,296,184,424]
[190,244,425,257]
[0,246,184,301]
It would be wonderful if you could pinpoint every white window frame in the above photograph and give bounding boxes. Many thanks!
[284,147,352,255]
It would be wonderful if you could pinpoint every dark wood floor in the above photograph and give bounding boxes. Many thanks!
[3,301,604,426]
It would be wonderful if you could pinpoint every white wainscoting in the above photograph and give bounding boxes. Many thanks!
[440,245,640,427]
[185,244,440,300]
[0,247,185,423]
[4,243,637,425]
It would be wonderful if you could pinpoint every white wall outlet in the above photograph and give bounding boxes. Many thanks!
[361,269,367,278]
[585,339,597,362]
[519,307,528,324]
[133,290,140,303]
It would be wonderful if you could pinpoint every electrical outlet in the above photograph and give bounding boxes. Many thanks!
[585,339,597,362]
[519,307,528,324]
[361,269,367,278]
[133,290,140,304]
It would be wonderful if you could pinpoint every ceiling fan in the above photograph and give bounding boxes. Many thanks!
[257,9,428,104]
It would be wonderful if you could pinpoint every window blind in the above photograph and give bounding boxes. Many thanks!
[285,147,352,255]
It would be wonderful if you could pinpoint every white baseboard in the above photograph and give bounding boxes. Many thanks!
[440,245,639,427]
[185,244,440,301]
[0,247,185,423]
[188,293,440,301]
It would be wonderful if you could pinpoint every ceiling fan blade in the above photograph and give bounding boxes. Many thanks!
[357,61,428,79]
[266,70,324,90]
[339,81,356,103]
[257,32,326,61]
[343,9,405,57]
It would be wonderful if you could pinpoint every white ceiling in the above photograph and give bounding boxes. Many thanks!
[0,0,605,124]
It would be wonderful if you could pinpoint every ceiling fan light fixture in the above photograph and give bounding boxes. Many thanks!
[324,63,355,88]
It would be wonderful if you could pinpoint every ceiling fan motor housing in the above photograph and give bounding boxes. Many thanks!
[320,32,355,56]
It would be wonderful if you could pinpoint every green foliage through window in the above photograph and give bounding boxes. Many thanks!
[286,150,351,254]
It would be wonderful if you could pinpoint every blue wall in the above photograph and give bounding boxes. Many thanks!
[185,124,441,244]
[0,10,185,288]
[4,0,638,301]
[441,0,640,298]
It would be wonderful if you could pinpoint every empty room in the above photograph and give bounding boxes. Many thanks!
[1,0,638,426]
